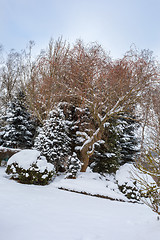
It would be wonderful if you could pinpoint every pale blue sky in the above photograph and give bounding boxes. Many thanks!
[1,0,160,58]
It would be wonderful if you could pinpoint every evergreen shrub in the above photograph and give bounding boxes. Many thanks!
[6,150,55,185]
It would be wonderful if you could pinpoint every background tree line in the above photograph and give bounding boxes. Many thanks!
[0,38,160,177]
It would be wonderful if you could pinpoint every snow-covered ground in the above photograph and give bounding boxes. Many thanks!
[53,171,129,202]
[0,167,160,240]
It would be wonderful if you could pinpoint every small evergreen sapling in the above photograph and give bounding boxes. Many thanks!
[66,153,82,179]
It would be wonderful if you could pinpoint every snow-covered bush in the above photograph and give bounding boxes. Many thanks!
[90,114,140,174]
[6,150,55,185]
[115,163,160,205]
[66,153,82,179]
[117,181,141,201]
[34,106,72,172]
[116,164,141,201]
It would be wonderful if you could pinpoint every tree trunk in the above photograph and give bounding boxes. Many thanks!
[80,127,103,172]
[80,152,90,172]
[80,142,90,172]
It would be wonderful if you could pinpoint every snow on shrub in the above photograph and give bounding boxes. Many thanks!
[6,150,55,185]
[115,163,141,201]
[66,153,82,179]
[34,107,72,172]
[115,163,157,202]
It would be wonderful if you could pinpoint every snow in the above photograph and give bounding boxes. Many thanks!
[0,146,21,152]
[53,171,128,202]
[7,149,40,169]
[80,128,101,152]
[1,166,160,240]
[76,131,90,140]
[116,163,156,188]
[116,163,136,186]
[7,149,54,172]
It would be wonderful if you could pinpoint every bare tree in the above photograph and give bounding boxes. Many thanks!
[66,45,159,171]
[0,49,23,108]
[25,40,160,172]
[132,73,160,217]
[25,38,71,122]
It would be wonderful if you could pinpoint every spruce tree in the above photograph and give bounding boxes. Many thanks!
[66,152,82,178]
[90,118,121,174]
[34,106,72,172]
[90,115,139,174]
[1,91,36,149]
[118,114,140,165]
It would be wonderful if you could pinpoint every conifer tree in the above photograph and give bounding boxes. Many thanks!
[90,118,121,174]
[34,106,72,172]
[1,91,36,149]
[90,115,140,174]
[66,152,82,178]
[118,115,140,165]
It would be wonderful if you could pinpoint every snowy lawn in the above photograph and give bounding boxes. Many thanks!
[53,171,130,202]
[0,167,160,240]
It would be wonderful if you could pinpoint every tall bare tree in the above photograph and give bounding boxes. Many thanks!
[66,45,159,171]
[0,49,24,109]
[25,40,160,172]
